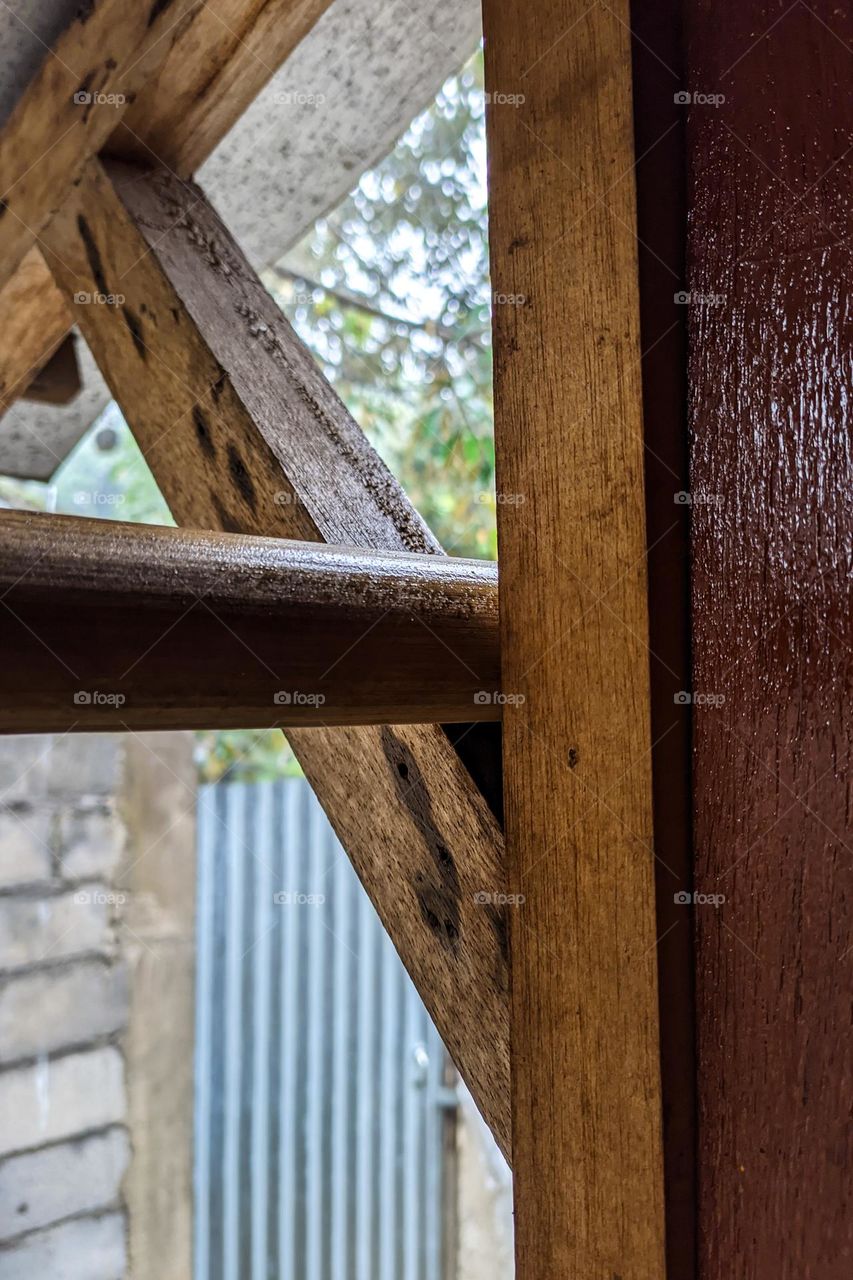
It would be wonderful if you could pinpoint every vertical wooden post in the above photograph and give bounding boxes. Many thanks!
[687,1,853,1273]
[483,1,666,1276]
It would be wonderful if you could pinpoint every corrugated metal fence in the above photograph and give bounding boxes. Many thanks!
[194,778,457,1280]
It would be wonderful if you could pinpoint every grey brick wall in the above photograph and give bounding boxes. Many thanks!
[0,1046,125,1157]
[0,1212,127,1280]
[0,957,129,1064]
[0,1128,130,1238]
[0,733,195,1280]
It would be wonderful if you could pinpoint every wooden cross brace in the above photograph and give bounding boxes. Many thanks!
[0,2,672,1277]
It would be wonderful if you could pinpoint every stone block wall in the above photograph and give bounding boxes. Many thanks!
[0,733,195,1280]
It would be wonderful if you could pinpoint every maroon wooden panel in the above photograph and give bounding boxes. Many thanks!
[687,2,853,1276]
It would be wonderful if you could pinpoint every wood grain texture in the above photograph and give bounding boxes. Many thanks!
[484,0,666,1275]
[0,509,500,731]
[108,0,333,176]
[41,156,511,1158]
[0,0,334,408]
[0,247,71,413]
[0,0,198,292]
[20,335,80,406]
[687,2,853,1275]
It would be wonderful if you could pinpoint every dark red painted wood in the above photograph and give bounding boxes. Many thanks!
[687,2,853,1276]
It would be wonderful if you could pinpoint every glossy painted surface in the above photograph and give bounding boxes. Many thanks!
[687,2,853,1273]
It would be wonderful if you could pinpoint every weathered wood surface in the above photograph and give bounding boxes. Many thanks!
[0,510,500,732]
[484,0,666,1275]
[42,156,511,1158]
[0,247,71,413]
[108,0,334,177]
[687,1,853,1275]
[0,0,197,292]
[19,335,80,406]
[0,0,336,408]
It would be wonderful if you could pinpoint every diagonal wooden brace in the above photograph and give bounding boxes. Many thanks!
[40,155,511,1158]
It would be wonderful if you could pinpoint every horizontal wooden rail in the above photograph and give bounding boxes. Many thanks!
[0,511,499,733]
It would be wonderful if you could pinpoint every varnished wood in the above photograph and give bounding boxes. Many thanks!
[41,156,511,1159]
[0,0,197,293]
[484,0,666,1275]
[687,1,853,1272]
[0,510,499,732]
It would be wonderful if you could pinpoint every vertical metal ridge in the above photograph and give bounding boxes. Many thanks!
[194,786,215,1280]
[251,783,274,1279]
[330,833,352,1279]
[305,793,325,1280]
[195,776,456,1280]
[223,783,246,1280]
[239,786,256,1273]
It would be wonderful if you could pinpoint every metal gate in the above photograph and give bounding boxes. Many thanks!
[194,778,457,1280]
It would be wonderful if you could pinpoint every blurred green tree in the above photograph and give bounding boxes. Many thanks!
[268,49,495,559]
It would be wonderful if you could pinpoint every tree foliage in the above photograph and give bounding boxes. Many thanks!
[269,49,496,559]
